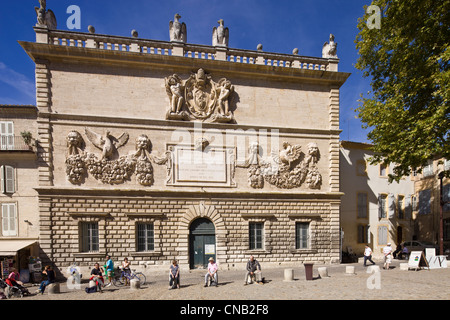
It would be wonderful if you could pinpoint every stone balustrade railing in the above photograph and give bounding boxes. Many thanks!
[35,27,338,72]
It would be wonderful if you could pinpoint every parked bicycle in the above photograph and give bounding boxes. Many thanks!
[112,267,146,287]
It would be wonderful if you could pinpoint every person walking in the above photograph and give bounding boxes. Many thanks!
[383,243,393,270]
[363,245,376,267]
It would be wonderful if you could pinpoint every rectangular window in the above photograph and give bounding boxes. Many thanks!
[81,222,99,252]
[1,203,17,237]
[423,162,433,177]
[398,195,405,219]
[249,223,264,250]
[357,224,369,244]
[295,223,309,249]
[0,122,14,150]
[379,164,387,177]
[378,194,387,219]
[1,165,15,194]
[357,193,368,218]
[444,184,450,212]
[418,189,431,215]
[378,226,388,246]
[137,223,154,252]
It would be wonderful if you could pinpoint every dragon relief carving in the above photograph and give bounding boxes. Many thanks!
[165,69,236,124]
[238,141,322,190]
[65,130,171,186]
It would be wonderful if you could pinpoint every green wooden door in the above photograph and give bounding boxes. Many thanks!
[190,218,216,269]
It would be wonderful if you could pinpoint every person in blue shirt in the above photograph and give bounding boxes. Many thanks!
[104,255,114,287]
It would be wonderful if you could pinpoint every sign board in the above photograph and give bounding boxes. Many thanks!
[408,251,429,271]
[437,256,448,268]
[425,248,435,260]
[205,244,215,255]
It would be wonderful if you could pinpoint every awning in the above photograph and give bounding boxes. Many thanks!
[0,240,37,256]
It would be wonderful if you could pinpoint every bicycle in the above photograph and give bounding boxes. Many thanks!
[112,267,146,287]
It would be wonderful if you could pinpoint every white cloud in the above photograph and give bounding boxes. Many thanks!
[0,62,36,102]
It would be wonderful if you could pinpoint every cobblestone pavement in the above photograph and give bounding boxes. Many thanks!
[9,259,449,302]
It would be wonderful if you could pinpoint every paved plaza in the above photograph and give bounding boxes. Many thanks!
[11,259,450,301]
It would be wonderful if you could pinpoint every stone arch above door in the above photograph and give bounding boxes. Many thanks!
[177,202,228,268]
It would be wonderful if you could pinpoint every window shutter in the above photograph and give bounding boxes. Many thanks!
[388,193,396,219]
[4,166,14,194]
[404,195,412,220]
[378,194,383,219]
[1,204,16,237]
[0,166,4,194]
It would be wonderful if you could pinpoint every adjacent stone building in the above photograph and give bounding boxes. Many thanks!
[13,8,350,274]
[339,141,415,259]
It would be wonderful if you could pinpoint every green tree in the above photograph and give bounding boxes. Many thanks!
[355,0,449,182]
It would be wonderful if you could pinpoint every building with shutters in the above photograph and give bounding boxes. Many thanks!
[0,105,40,276]
[412,158,450,252]
[339,141,415,259]
[3,6,353,276]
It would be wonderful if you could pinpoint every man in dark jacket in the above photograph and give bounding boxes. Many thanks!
[244,256,263,285]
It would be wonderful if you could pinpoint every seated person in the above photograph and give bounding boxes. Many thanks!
[89,263,105,292]
[37,265,56,295]
[169,259,180,289]
[6,268,23,288]
[244,255,263,285]
[204,257,218,287]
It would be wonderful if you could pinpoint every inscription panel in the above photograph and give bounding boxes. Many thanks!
[168,144,236,187]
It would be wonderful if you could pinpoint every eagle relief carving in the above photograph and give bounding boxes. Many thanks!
[165,69,236,124]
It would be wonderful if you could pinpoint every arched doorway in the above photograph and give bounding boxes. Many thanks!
[189,218,216,269]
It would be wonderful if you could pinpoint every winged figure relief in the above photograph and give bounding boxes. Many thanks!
[272,142,302,169]
[84,128,129,160]
[212,19,229,47]
[35,0,57,29]
[169,14,187,42]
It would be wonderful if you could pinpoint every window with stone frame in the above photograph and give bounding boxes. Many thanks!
[397,195,405,219]
[378,194,388,219]
[137,223,154,252]
[377,225,388,246]
[249,222,264,250]
[81,222,99,253]
[418,189,431,215]
[295,222,309,249]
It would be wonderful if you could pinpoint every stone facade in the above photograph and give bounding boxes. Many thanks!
[19,15,350,274]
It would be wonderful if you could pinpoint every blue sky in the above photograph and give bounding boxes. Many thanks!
[0,0,373,143]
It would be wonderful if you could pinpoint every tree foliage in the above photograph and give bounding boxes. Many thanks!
[355,0,449,182]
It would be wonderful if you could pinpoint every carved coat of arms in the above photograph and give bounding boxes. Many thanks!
[165,69,236,123]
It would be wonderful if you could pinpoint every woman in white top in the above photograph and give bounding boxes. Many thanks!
[383,243,393,270]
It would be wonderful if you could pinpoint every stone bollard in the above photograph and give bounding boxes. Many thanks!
[345,266,356,275]
[367,265,380,273]
[47,283,60,295]
[318,267,329,278]
[130,279,141,290]
[283,269,294,282]
[400,263,409,271]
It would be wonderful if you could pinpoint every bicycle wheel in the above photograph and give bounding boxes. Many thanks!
[133,272,146,285]
[112,273,125,287]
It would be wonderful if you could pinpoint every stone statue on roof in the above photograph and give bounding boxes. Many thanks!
[322,34,338,59]
[212,19,229,47]
[169,14,187,43]
[35,0,57,30]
